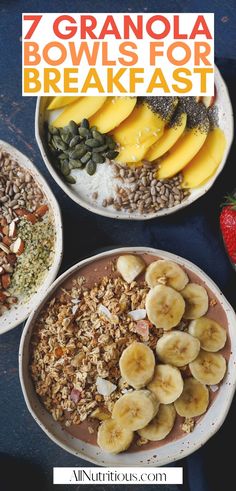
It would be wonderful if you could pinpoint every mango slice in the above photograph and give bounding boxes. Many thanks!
[116,135,157,164]
[47,96,81,111]
[157,125,209,179]
[89,96,137,133]
[52,96,107,127]
[182,128,226,188]
[145,113,187,161]
[112,103,165,145]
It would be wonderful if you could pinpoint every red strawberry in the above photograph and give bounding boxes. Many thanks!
[220,195,236,263]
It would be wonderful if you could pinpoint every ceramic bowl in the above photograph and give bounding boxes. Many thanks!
[35,65,233,220]
[19,247,236,466]
[0,140,63,334]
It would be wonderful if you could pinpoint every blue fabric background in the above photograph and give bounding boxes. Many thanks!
[0,1,235,490]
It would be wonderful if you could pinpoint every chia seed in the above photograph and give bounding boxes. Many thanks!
[139,96,178,121]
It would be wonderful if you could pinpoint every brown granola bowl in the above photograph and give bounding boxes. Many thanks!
[19,247,236,466]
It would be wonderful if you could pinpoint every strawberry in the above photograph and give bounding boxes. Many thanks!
[220,195,236,263]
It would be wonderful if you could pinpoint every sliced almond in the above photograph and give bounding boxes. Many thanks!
[1,273,11,289]
[2,236,11,247]
[8,221,16,238]
[10,237,25,255]
[2,225,9,235]
[0,242,10,254]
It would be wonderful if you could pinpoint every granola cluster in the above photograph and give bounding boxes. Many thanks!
[30,274,162,427]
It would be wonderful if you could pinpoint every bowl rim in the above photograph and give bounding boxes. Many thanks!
[35,64,234,221]
[0,139,63,335]
[19,246,236,466]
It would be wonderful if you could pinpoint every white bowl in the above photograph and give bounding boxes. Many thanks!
[35,65,233,220]
[0,140,63,334]
[19,247,236,466]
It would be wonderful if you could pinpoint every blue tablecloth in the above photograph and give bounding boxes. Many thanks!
[0,2,236,490]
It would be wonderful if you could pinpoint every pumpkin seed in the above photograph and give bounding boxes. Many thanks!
[85,138,101,148]
[58,152,68,160]
[60,160,70,176]
[81,118,89,129]
[105,135,116,150]
[70,159,83,169]
[92,153,105,164]
[70,146,87,159]
[86,160,96,175]
[79,127,90,138]
[92,130,104,144]
[92,144,108,153]
[65,175,76,184]
[53,137,67,151]
[69,135,81,147]
[106,150,119,159]
[80,151,92,164]
[61,133,71,144]
[49,126,59,135]
[69,120,78,135]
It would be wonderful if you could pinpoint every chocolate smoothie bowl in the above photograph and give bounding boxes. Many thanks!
[19,248,236,466]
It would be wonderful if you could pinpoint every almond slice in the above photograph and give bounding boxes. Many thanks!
[8,221,16,238]
[2,236,11,247]
[0,242,10,254]
[10,237,25,255]
[36,204,49,217]
[1,273,11,289]
[2,225,9,235]
[25,213,37,224]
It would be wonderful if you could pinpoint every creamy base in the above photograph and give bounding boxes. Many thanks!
[57,252,230,451]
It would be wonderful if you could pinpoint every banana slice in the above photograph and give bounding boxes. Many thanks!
[148,364,184,404]
[117,254,146,283]
[189,350,226,385]
[138,404,176,441]
[174,377,209,417]
[145,285,185,330]
[97,419,134,454]
[156,331,200,367]
[112,390,159,431]
[145,260,189,291]
[188,317,227,352]
[119,342,155,389]
[181,283,209,319]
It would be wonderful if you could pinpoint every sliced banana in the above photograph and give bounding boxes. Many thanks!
[148,364,184,404]
[181,283,209,319]
[97,418,134,454]
[119,341,155,389]
[145,260,189,291]
[138,404,176,441]
[156,330,200,367]
[189,350,226,385]
[174,377,209,417]
[189,317,227,352]
[117,254,146,284]
[112,390,159,431]
[145,285,185,330]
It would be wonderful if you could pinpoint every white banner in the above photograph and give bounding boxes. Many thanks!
[53,466,183,485]
[22,13,214,96]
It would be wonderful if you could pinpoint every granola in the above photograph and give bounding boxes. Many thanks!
[30,275,162,426]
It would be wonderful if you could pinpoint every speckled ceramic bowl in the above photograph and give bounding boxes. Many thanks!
[35,65,233,220]
[0,140,63,334]
[19,247,236,466]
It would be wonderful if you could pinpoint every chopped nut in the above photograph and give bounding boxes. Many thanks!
[181,417,195,434]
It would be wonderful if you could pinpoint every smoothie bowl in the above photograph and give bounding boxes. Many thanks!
[0,140,63,334]
[35,65,233,220]
[19,247,236,466]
